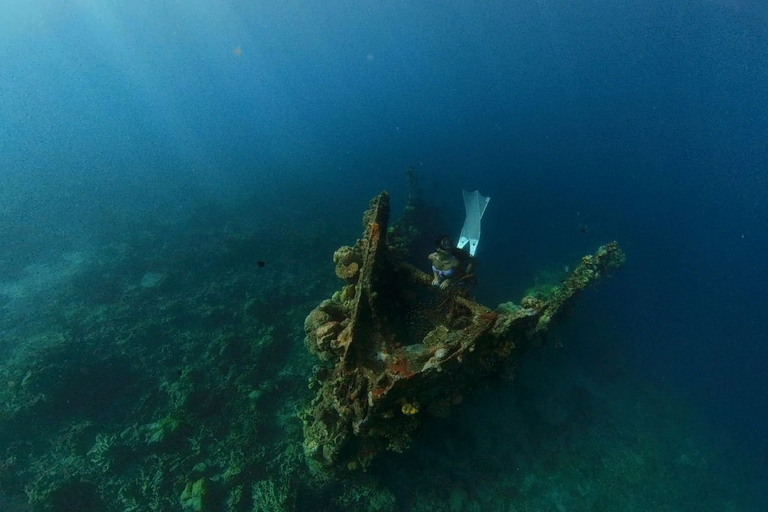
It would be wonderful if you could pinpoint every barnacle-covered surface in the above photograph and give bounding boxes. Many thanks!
[302,192,626,474]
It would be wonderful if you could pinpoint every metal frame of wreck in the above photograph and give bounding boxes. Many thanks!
[301,192,625,475]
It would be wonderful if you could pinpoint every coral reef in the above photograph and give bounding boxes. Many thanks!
[0,182,741,512]
[0,201,325,511]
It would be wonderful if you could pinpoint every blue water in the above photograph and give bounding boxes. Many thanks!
[2,1,767,509]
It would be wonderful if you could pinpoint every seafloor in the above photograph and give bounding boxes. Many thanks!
[0,191,758,512]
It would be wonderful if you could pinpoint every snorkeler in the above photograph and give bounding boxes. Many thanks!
[428,236,475,289]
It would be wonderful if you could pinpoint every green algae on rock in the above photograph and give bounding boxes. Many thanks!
[180,477,207,511]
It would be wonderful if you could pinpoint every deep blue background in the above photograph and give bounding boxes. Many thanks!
[2,0,767,491]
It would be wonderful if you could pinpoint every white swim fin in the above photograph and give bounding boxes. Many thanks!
[457,190,490,256]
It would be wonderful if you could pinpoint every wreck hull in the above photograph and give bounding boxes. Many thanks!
[302,192,625,474]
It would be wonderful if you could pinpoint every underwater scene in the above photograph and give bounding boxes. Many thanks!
[1,1,767,511]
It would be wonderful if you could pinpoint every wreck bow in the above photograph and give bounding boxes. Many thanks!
[301,192,625,474]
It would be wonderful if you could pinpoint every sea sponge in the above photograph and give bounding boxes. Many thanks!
[340,284,356,301]
[315,321,341,348]
[333,246,356,265]
[304,309,330,334]
[333,245,361,281]
[335,262,359,280]
[520,295,545,310]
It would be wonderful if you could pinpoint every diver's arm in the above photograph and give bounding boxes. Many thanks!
[429,253,439,285]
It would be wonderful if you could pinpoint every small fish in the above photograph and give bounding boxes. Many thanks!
[563,265,570,273]
[579,224,588,234]
[257,260,266,268]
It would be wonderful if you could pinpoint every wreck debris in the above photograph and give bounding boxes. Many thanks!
[301,192,625,475]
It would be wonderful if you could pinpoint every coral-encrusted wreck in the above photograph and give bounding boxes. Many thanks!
[301,192,624,474]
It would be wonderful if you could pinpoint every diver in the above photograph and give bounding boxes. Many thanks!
[428,236,475,290]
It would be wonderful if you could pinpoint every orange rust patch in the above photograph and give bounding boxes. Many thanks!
[372,386,388,397]
[387,357,414,378]
[480,312,499,322]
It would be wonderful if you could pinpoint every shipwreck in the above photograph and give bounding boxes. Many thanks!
[301,191,625,475]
